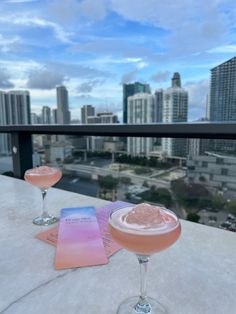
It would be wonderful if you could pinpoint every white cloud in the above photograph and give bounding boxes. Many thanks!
[184,79,210,120]
[77,79,105,93]
[151,71,170,83]
[0,68,15,89]
[121,69,139,84]
[110,0,232,56]
[0,60,41,81]
[0,33,21,52]
[125,58,143,63]
[27,68,65,89]
[0,15,73,44]
[48,0,108,25]
[208,45,236,53]
[137,62,148,69]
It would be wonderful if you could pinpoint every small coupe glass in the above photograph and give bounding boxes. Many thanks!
[108,204,181,314]
[24,166,62,225]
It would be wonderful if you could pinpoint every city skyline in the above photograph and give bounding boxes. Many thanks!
[0,1,236,121]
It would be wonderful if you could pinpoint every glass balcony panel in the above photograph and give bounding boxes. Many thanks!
[0,133,13,176]
[31,134,236,232]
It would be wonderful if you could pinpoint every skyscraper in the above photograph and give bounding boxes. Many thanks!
[210,57,236,122]
[56,86,70,124]
[0,90,31,154]
[42,106,51,124]
[154,89,164,123]
[81,105,95,124]
[123,82,151,123]
[51,109,57,124]
[162,73,188,157]
[127,93,157,156]
[6,91,31,124]
[209,57,236,152]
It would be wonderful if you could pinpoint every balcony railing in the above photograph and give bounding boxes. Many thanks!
[0,122,236,179]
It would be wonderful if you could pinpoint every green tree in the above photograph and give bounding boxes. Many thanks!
[134,167,152,175]
[186,213,200,223]
[171,179,210,208]
[139,187,172,208]
[211,195,226,210]
[227,200,236,215]
[98,175,119,190]
[120,176,132,185]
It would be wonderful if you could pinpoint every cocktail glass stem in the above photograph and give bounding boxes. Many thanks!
[135,255,152,313]
[32,188,58,225]
[41,188,48,218]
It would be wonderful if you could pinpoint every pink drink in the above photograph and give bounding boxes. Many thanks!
[109,204,181,255]
[24,166,62,189]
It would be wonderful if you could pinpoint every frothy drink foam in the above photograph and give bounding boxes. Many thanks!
[111,203,178,235]
[109,204,181,254]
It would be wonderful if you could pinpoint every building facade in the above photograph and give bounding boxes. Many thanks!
[42,106,51,124]
[81,105,95,124]
[56,86,70,124]
[123,82,151,123]
[0,90,31,154]
[209,57,236,152]
[162,73,188,157]
[127,93,157,156]
[187,153,236,199]
[87,112,118,124]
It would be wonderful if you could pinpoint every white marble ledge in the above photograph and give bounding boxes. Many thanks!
[0,175,236,314]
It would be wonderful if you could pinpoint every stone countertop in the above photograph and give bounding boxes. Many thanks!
[0,175,236,314]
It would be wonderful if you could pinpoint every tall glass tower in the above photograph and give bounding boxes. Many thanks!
[210,57,236,122]
[123,82,151,123]
[56,86,70,124]
[210,57,236,152]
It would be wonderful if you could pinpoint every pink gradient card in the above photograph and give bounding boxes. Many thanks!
[55,206,108,270]
[36,201,131,259]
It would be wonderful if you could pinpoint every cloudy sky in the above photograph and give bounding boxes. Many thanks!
[0,0,236,121]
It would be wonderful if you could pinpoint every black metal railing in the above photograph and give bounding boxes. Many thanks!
[0,122,236,179]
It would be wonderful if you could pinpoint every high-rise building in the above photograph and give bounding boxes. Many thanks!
[210,57,236,122]
[162,73,188,157]
[81,105,95,124]
[209,57,236,152]
[154,89,164,123]
[0,90,31,154]
[87,112,118,124]
[127,93,157,156]
[205,94,210,120]
[42,106,51,124]
[87,112,119,151]
[0,91,9,154]
[6,90,31,124]
[56,86,70,124]
[51,109,57,124]
[123,82,151,123]
[31,113,40,124]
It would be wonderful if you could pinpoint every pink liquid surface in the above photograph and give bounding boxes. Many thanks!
[109,204,181,255]
[24,166,62,189]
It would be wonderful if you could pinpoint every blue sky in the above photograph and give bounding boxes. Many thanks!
[0,0,236,121]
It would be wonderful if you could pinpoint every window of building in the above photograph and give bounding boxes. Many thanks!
[202,161,208,167]
[221,168,228,175]
[216,157,224,164]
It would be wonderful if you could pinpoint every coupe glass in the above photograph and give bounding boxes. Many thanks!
[24,166,62,225]
[108,204,181,314]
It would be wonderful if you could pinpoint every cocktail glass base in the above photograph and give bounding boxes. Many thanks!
[33,215,58,226]
[117,296,167,314]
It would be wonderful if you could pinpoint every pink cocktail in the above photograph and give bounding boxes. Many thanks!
[25,166,62,225]
[109,203,181,314]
